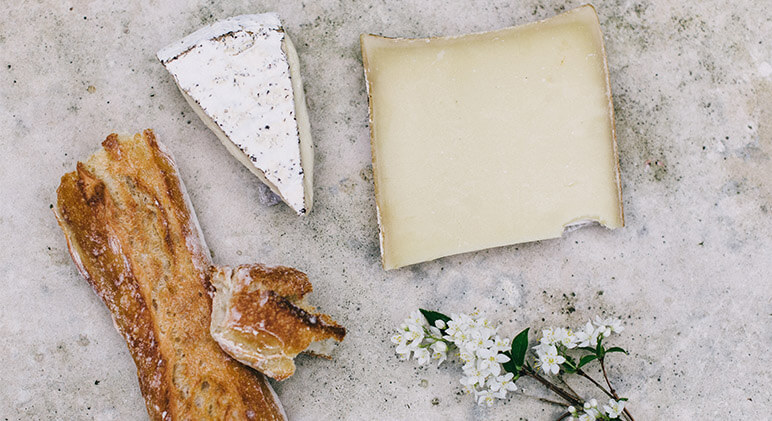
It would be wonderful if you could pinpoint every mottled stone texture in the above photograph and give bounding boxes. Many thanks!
[1,1,769,420]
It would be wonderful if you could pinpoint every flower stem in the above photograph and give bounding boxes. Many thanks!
[576,369,613,398]
[599,358,635,421]
[523,368,582,406]
[555,411,572,421]
[600,358,616,396]
[557,376,582,401]
[520,393,570,407]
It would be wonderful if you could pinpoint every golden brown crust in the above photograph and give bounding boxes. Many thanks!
[55,130,286,421]
[236,264,313,300]
[210,264,345,381]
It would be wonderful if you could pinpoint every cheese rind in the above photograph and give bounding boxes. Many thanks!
[361,5,624,270]
[158,13,313,215]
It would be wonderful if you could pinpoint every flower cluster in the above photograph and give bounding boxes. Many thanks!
[534,316,624,376]
[568,398,627,421]
[391,310,448,365]
[392,309,632,419]
[391,311,517,406]
[444,312,516,406]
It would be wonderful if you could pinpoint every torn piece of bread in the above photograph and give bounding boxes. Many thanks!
[54,130,286,421]
[157,13,314,216]
[210,264,346,381]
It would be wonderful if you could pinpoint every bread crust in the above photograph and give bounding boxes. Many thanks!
[210,264,346,381]
[54,130,286,421]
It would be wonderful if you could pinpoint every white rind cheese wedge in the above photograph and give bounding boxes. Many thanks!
[361,5,624,270]
[158,13,313,215]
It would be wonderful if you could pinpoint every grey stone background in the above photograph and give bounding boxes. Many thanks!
[1,0,770,419]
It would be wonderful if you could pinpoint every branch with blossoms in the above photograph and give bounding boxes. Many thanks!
[391,310,635,421]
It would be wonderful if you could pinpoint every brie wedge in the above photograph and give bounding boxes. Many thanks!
[361,5,624,269]
[158,13,313,215]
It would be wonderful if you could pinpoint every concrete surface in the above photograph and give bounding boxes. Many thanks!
[1,0,770,419]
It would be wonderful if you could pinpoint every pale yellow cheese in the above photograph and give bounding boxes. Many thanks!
[360,5,624,270]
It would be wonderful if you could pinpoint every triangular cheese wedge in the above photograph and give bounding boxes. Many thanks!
[158,13,313,215]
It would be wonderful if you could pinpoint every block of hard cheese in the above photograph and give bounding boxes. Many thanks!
[361,5,624,270]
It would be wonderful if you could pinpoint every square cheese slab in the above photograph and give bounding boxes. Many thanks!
[361,5,624,270]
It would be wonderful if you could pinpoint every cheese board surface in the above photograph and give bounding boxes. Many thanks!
[1,1,771,419]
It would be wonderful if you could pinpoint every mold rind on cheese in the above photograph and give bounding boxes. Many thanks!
[158,13,313,215]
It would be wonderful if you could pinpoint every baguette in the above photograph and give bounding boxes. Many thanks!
[54,130,286,420]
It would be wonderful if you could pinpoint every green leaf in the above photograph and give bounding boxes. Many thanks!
[605,347,628,355]
[578,354,598,368]
[578,346,597,353]
[510,328,530,371]
[501,353,518,375]
[419,309,451,329]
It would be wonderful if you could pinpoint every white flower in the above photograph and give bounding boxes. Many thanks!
[489,372,517,393]
[476,348,509,376]
[406,310,426,327]
[431,341,448,366]
[460,367,486,389]
[575,321,598,347]
[475,315,494,331]
[461,360,474,371]
[459,349,476,364]
[568,405,578,417]
[396,310,530,407]
[466,334,493,354]
[595,316,624,335]
[603,399,625,418]
[593,319,612,339]
[540,327,559,345]
[610,319,624,334]
[476,390,497,407]
[492,389,507,400]
[576,400,600,420]
[395,341,413,360]
[403,323,424,347]
[537,345,566,375]
[453,313,474,331]
[459,377,476,394]
[486,375,503,392]
[492,335,510,353]
[414,347,431,365]
[559,328,578,349]
[444,319,460,338]
[534,344,550,356]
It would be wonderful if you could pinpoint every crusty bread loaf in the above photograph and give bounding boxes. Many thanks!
[54,130,286,420]
[210,264,346,381]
